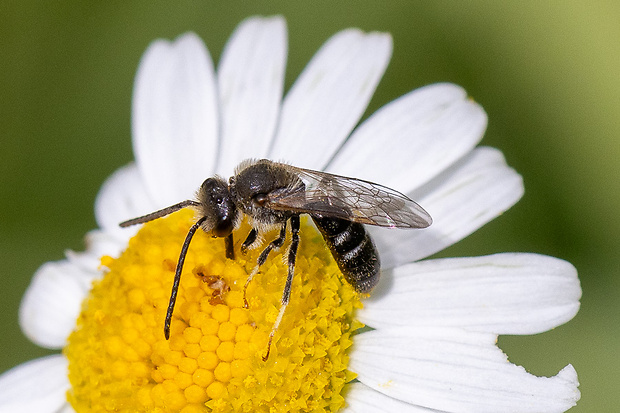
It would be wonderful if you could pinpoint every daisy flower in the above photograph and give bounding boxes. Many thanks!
[0,16,581,413]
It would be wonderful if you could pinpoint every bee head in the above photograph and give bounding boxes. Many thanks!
[197,177,239,237]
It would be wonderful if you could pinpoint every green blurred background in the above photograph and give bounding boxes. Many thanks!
[1,1,618,411]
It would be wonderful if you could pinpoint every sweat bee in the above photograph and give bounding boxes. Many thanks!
[120,159,432,359]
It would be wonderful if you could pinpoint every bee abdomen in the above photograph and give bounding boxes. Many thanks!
[311,216,380,293]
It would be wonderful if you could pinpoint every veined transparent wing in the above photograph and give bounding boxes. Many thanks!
[265,164,432,228]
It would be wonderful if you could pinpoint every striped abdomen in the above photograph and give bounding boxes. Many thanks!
[311,216,380,293]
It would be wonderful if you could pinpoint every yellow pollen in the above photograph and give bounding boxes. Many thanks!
[65,209,362,412]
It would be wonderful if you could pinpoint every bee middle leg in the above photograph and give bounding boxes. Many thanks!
[240,228,258,254]
[243,223,288,308]
[263,215,300,361]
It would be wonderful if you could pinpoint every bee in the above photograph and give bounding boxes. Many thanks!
[120,159,432,359]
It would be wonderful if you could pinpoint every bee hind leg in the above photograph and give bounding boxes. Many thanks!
[263,215,300,361]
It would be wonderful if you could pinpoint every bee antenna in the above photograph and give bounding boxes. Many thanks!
[164,215,208,339]
[119,200,201,227]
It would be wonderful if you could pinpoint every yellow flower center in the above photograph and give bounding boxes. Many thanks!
[65,209,362,412]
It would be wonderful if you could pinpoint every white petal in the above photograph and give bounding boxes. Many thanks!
[372,147,523,268]
[343,382,444,413]
[56,404,76,413]
[351,328,580,413]
[215,16,287,176]
[360,253,581,334]
[65,229,125,271]
[94,163,154,240]
[19,260,94,348]
[0,355,69,413]
[327,83,487,192]
[132,33,218,205]
[268,29,392,170]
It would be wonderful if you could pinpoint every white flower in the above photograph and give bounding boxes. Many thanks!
[1,16,580,413]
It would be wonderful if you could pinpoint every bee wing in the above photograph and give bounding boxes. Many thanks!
[266,166,432,228]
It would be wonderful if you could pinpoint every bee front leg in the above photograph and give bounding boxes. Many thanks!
[224,233,235,260]
[243,223,287,308]
[263,215,300,361]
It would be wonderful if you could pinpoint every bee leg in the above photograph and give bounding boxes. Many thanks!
[243,223,287,308]
[263,215,300,361]
[240,228,258,254]
[224,233,234,260]
[164,216,207,340]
